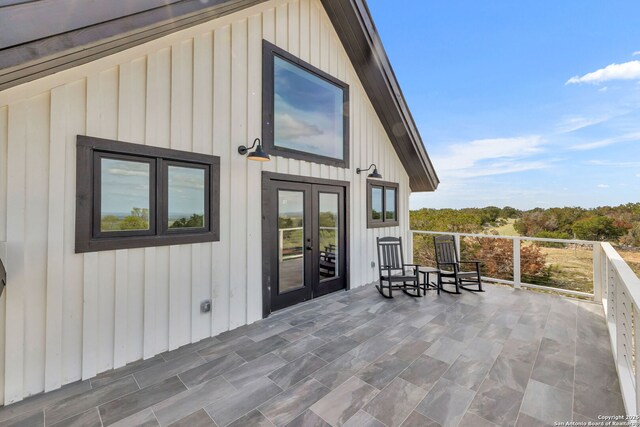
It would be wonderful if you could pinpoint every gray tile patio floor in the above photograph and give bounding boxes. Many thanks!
[0,283,625,427]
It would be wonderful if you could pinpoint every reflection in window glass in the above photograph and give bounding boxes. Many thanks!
[168,166,206,229]
[279,191,305,293]
[274,56,344,160]
[371,187,383,220]
[319,193,338,280]
[101,158,150,232]
[385,188,396,221]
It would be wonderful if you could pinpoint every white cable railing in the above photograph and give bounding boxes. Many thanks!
[410,230,597,298]
[596,242,640,415]
[410,230,640,415]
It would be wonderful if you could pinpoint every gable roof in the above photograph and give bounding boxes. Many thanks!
[0,0,439,191]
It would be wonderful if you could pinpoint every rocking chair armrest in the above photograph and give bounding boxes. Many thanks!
[436,262,458,266]
[403,263,421,268]
[459,260,482,264]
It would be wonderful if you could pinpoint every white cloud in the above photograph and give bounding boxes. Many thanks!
[597,184,610,188]
[598,86,608,92]
[566,61,640,84]
[633,51,640,56]
[106,167,148,177]
[557,115,610,133]
[275,113,324,140]
[586,160,640,167]
[636,174,640,178]
[571,132,640,151]
[432,136,547,179]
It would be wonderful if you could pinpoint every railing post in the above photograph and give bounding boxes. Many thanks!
[408,231,414,264]
[635,304,640,415]
[513,238,521,289]
[593,242,603,303]
[454,234,461,261]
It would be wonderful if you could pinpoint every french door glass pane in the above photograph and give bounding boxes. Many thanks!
[100,158,150,232]
[278,190,305,293]
[319,193,338,281]
[167,165,206,229]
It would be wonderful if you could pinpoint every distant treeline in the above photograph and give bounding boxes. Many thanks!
[410,203,640,246]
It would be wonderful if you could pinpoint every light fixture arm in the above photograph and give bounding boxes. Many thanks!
[356,163,377,174]
[238,138,261,155]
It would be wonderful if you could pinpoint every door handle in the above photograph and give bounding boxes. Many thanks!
[306,245,313,251]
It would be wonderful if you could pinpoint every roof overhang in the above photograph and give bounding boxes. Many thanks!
[0,0,439,191]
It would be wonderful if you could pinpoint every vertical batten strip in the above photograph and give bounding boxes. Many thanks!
[246,13,263,324]
[24,94,50,396]
[113,250,128,368]
[82,74,100,380]
[127,58,147,363]
[143,53,159,358]
[288,0,300,56]
[45,86,67,391]
[191,244,202,341]
[143,246,157,359]
[299,0,310,62]
[212,25,231,336]
[229,19,249,328]
[112,62,132,370]
[4,101,27,404]
[97,67,119,372]
[274,3,289,175]
[193,32,214,340]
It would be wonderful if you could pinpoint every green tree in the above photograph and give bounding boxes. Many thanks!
[120,215,149,230]
[620,223,640,247]
[101,215,121,231]
[572,216,626,241]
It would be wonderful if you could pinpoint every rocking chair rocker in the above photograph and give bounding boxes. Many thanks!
[376,236,421,298]
[433,234,484,294]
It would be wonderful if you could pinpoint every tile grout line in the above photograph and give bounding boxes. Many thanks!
[512,305,551,426]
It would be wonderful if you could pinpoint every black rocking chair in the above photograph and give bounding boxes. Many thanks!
[376,236,421,298]
[433,234,484,294]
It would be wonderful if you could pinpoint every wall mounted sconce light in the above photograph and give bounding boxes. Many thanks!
[238,138,270,162]
[356,163,382,179]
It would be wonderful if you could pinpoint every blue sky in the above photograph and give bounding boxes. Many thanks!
[367,0,640,210]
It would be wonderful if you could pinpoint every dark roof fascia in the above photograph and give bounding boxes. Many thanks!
[321,0,439,191]
[0,0,439,191]
[0,0,268,90]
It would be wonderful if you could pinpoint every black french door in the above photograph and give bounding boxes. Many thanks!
[263,176,347,313]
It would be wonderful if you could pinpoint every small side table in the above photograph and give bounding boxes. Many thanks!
[416,267,440,295]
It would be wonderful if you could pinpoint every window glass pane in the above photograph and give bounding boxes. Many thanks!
[279,190,305,293]
[168,166,206,229]
[274,56,344,159]
[319,193,338,281]
[371,186,383,221]
[385,188,396,221]
[100,158,150,232]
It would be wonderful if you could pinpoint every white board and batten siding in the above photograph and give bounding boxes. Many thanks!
[0,0,411,403]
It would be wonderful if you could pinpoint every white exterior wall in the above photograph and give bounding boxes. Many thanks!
[0,0,411,404]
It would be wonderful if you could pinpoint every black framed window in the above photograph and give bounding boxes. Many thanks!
[76,135,220,253]
[262,40,349,168]
[367,180,399,228]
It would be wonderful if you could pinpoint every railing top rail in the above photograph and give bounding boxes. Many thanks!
[410,229,596,245]
[601,241,640,300]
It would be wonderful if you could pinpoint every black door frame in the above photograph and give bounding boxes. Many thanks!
[262,172,350,318]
